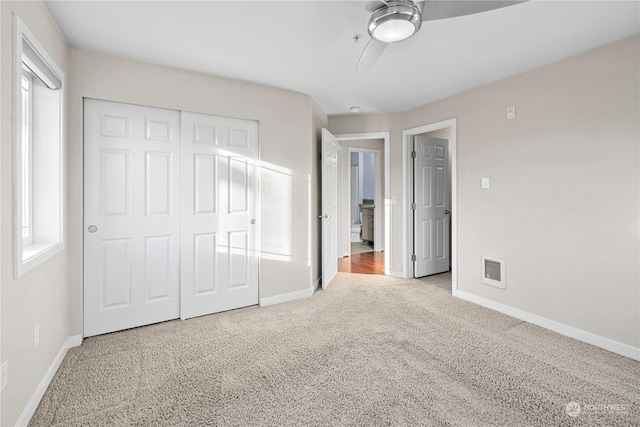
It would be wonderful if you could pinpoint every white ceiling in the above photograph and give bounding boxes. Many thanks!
[44,1,639,115]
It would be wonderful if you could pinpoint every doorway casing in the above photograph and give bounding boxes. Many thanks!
[402,119,458,294]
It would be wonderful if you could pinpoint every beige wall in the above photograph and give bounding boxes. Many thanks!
[311,100,328,286]
[339,139,384,256]
[425,128,451,140]
[330,36,640,349]
[1,2,70,425]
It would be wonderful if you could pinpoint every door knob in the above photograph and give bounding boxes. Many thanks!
[251,219,256,224]
[444,210,450,215]
[88,225,98,233]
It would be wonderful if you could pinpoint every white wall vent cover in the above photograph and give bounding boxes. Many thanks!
[482,256,505,289]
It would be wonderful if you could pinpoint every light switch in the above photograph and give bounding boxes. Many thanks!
[481,177,491,189]
[506,106,516,120]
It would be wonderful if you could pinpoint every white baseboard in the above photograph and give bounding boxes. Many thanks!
[389,270,405,278]
[455,290,640,361]
[16,335,83,426]
[259,287,315,307]
[66,335,83,348]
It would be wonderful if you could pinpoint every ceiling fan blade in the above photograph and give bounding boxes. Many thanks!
[356,38,388,71]
[348,1,386,14]
[419,1,526,21]
[364,0,387,13]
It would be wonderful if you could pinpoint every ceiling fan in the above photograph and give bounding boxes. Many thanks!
[357,0,525,70]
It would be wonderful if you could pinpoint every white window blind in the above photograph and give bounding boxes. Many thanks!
[22,38,61,90]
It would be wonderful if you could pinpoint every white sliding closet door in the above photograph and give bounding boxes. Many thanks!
[84,99,181,337]
[84,100,260,336]
[180,112,259,320]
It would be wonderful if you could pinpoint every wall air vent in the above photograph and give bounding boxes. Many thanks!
[482,256,505,289]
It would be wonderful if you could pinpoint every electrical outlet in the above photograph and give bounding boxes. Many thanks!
[1,361,7,392]
[34,324,40,349]
[506,106,516,120]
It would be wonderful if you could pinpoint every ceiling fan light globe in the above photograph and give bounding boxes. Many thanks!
[372,20,416,43]
[368,1,422,43]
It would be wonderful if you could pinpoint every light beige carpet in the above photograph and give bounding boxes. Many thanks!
[31,273,639,426]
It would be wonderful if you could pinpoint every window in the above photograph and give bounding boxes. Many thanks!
[13,16,65,277]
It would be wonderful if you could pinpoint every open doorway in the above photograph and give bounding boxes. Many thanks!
[403,119,457,293]
[339,146,383,275]
[347,148,381,255]
[335,136,386,275]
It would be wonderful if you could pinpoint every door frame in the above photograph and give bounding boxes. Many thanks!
[335,132,390,275]
[346,147,382,255]
[337,142,343,263]
[402,119,458,294]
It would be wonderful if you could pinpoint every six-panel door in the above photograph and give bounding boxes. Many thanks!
[321,129,339,288]
[84,99,182,337]
[180,111,259,319]
[414,135,450,278]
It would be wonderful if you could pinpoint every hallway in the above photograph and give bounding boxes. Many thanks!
[338,251,385,275]
[338,250,452,291]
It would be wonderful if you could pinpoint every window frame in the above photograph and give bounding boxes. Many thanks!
[21,68,34,247]
[13,15,65,278]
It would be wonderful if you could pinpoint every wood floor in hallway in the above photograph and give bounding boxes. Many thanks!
[338,251,385,275]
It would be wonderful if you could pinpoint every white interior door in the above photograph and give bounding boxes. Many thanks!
[84,99,181,337]
[321,129,339,288]
[180,112,259,319]
[413,135,450,277]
